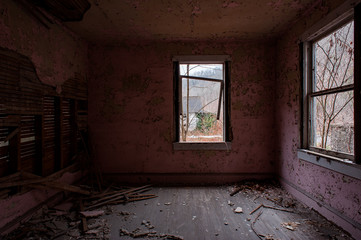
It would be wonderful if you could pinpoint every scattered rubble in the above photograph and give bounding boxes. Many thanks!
[281,222,300,231]
[80,210,105,218]
[5,184,158,239]
[119,227,184,240]
[227,200,234,206]
[234,207,243,213]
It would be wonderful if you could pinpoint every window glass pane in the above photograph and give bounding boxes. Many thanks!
[180,64,223,80]
[310,91,354,154]
[179,64,224,142]
[313,21,354,92]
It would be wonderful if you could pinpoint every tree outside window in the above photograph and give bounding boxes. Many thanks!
[311,21,354,155]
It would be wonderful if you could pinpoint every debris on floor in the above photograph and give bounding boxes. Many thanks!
[5,183,158,239]
[119,227,184,239]
[227,200,234,206]
[281,221,301,231]
[229,180,352,240]
[234,207,243,213]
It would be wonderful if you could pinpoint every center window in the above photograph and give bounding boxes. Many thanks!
[179,63,224,142]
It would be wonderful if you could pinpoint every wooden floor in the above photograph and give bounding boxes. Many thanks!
[104,186,352,240]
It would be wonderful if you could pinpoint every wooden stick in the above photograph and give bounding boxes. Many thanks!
[79,200,88,232]
[251,210,263,240]
[3,127,19,142]
[85,194,157,210]
[262,204,295,213]
[88,185,151,205]
[250,204,263,215]
[31,181,91,195]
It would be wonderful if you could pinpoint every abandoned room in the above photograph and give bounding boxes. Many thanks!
[0,0,360,239]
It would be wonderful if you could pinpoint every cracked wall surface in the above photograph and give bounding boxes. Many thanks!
[0,0,88,89]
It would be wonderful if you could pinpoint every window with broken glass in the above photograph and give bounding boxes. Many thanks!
[302,12,360,164]
[174,60,229,143]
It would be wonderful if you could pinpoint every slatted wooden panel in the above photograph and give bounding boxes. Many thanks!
[61,98,75,168]
[0,48,44,115]
[20,115,38,173]
[0,126,10,177]
[42,96,56,176]
[0,47,88,179]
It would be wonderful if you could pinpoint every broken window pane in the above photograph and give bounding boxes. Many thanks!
[313,21,354,92]
[310,91,354,154]
[180,64,223,80]
[179,64,224,142]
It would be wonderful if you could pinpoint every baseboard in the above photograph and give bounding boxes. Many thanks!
[279,177,361,240]
[102,172,276,186]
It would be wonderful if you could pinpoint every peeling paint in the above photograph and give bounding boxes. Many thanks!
[276,0,361,237]
[89,40,277,177]
[0,1,87,87]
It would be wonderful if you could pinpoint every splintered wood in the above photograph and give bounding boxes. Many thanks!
[85,185,157,210]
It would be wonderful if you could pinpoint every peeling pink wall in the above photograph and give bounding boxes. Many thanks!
[88,40,277,183]
[0,1,88,88]
[275,0,361,238]
[0,1,89,234]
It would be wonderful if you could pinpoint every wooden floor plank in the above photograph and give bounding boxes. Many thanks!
[103,186,352,240]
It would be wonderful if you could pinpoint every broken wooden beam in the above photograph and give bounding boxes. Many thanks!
[79,210,104,218]
[3,127,19,142]
[0,177,49,189]
[88,185,151,204]
[79,201,88,232]
[31,181,91,195]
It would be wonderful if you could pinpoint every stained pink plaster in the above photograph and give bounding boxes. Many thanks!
[88,40,277,182]
[275,0,361,238]
[0,170,85,234]
[0,1,88,88]
[191,6,202,15]
[222,1,240,9]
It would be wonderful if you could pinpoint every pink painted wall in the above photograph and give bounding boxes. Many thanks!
[0,0,88,88]
[88,41,277,181]
[275,0,361,238]
[0,1,89,234]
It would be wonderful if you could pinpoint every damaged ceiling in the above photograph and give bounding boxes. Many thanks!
[64,0,319,44]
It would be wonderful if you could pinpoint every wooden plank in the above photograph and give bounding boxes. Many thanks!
[79,200,88,232]
[0,172,21,183]
[34,181,91,195]
[0,177,49,188]
[3,128,19,142]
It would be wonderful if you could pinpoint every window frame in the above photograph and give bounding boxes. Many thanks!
[172,55,232,150]
[301,1,361,165]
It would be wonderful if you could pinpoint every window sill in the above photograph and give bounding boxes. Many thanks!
[298,149,361,181]
[173,142,232,151]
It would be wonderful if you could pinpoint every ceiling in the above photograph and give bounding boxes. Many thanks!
[65,0,319,44]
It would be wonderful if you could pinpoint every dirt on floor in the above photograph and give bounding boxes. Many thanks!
[3,179,354,240]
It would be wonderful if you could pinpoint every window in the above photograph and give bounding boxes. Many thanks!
[173,56,231,149]
[302,3,360,164]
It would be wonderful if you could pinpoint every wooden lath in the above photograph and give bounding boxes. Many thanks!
[0,47,88,179]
